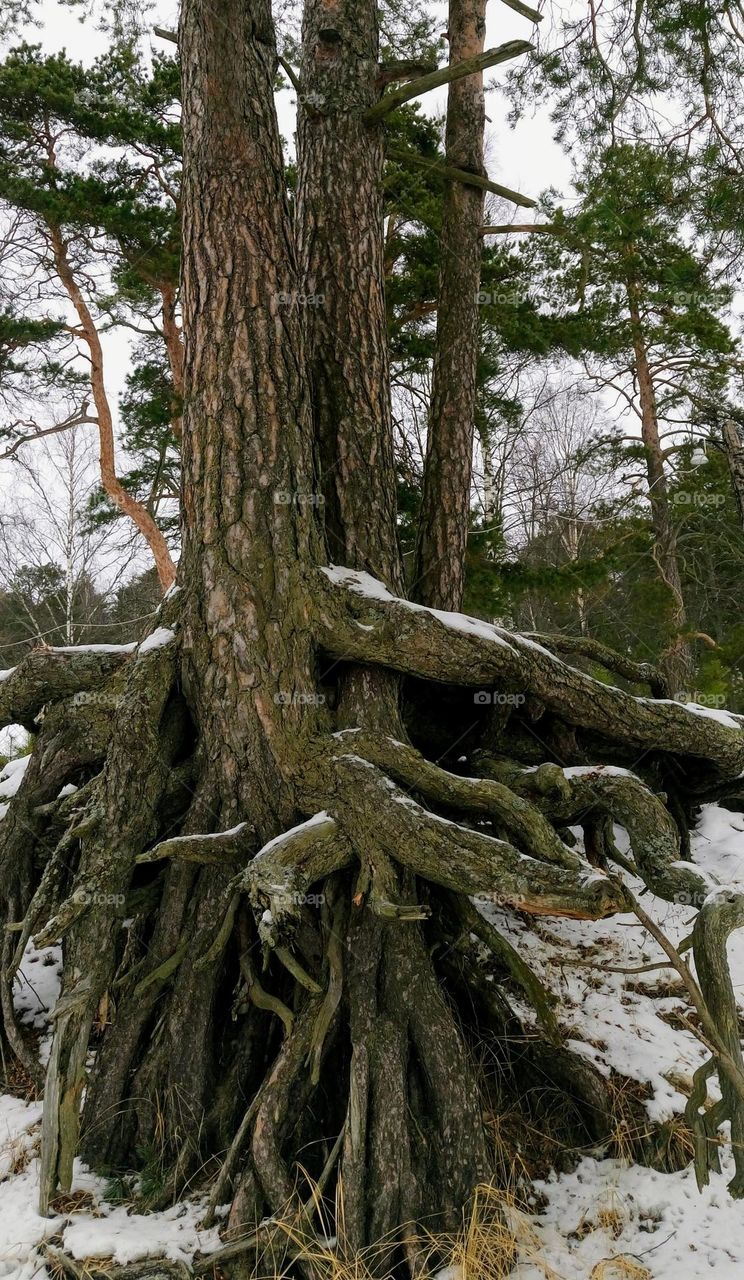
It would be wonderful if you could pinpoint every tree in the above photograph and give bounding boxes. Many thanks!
[5,0,744,1272]
[0,44,180,587]
[520,142,738,692]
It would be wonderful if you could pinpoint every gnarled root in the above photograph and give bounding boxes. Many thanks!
[689,890,744,1196]
[473,755,709,906]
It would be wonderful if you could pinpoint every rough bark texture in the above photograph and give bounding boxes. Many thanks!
[722,417,744,530]
[296,0,402,592]
[1,0,743,1274]
[625,257,692,695]
[413,0,487,610]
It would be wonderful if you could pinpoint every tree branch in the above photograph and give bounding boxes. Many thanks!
[498,0,544,22]
[365,41,532,123]
[387,144,537,207]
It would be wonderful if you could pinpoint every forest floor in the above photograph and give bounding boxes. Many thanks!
[1,751,744,1280]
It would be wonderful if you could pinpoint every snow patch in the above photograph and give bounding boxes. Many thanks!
[137,627,176,654]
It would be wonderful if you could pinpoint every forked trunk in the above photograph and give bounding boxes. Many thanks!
[77,0,490,1257]
[13,0,744,1269]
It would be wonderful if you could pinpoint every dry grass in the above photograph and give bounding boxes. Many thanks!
[417,1182,561,1280]
[590,1258,651,1280]
[48,1188,101,1216]
[252,1179,561,1280]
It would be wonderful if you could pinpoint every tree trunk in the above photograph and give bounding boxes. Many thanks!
[625,261,693,695]
[3,0,744,1269]
[722,417,744,530]
[413,0,487,610]
[292,0,490,1254]
[47,224,177,592]
[296,0,402,593]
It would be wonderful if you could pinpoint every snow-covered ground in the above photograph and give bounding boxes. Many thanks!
[1,776,744,1277]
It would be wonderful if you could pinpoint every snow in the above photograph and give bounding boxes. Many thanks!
[160,821,250,845]
[0,755,31,821]
[256,809,334,858]
[14,942,62,1036]
[62,1194,222,1267]
[321,565,515,649]
[0,1153,221,1278]
[522,1154,744,1279]
[0,928,222,1278]
[137,627,176,654]
[456,804,744,1278]
[563,764,638,780]
[49,643,137,656]
[642,697,744,731]
[0,728,28,761]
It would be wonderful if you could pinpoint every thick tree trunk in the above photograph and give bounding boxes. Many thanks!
[292,0,490,1254]
[296,1,402,593]
[62,0,322,1203]
[413,0,487,610]
[3,0,743,1267]
[625,262,693,695]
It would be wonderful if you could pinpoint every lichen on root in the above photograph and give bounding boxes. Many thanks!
[1,572,743,1269]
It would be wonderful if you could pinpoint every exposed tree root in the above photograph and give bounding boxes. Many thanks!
[689,890,744,1195]
[314,567,744,780]
[0,643,134,732]
[1,576,744,1270]
[472,755,709,905]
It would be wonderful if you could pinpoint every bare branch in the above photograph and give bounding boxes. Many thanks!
[387,144,537,207]
[364,41,532,123]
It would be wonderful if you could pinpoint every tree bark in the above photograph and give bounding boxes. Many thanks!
[624,256,693,695]
[413,0,487,610]
[721,417,744,530]
[296,0,402,593]
[2,0,742,1263]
